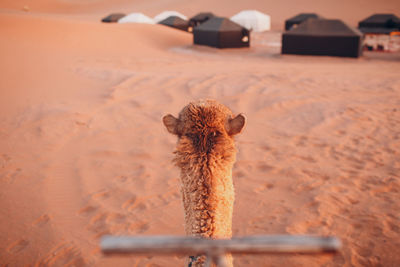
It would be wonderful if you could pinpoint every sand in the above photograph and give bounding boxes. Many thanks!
[0,0,400,266]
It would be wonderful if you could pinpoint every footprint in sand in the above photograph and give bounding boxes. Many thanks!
[89,213,107,225]
[385,220,400,234]
[106,213,127,225]
[292,180,324,193]
[91,213,130,238]
[340,168,360,177]
[87,213,110,236]
[370,177,400,197]
[335,130,346,136]
[115,175,128,184]
[7,239,29,253]
[33,214,52,227]
[78,205,98,217]
[35,243,87,266]
[294,155,317,163]
[254,183,274,193]
[345,155,365,169]
[294,135,308,146]
[233,170,246,179]
[2,168,22,183]
[312,142,329,149]
[1,154,11,168]
[134,202,148,212]
[122,195,141,211]
[261,145,272,151]
[302,170,330,181]
[257,163,275,172]
[129,221,150,233]
[91,190,110,200]
[74,120,89,127]
[104,213,130,237]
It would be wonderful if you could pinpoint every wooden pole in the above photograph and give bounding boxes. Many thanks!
[101,235,341,256]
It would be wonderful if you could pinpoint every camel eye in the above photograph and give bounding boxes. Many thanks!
[212,131,221,137]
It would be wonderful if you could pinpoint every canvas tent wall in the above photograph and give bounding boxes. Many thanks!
[193,17,250,48]
[158,16,190,32]
[154,11,187,23]
[282,19,363,58]
[230,10,271,32]
[189,12,215,27]
[358,14,400,52]
[102,13,126,23]
[358,14,400,34]
[118,13,155,24]
[285,13,322,30]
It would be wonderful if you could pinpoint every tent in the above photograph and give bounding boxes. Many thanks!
[189,12,215,27]
[281,19,363,58]
[230,10,271,32]
[158,16,191,32]
[101,13,126,23]
[358,14,400,34]
[153,11,187,23]
[193,17,250,48]
[118,13,155,24]
[285,13,322,30]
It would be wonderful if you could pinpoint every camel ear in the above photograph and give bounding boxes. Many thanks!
[226,114,246,136]
[163,114,181,135]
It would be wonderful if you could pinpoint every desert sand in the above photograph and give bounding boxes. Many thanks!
[1,0,400,266]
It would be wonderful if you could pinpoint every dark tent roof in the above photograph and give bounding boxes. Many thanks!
[285,13,322,30]
[158,16,190,32]
[101,13,126,23]
[189,12,215,27]
[282,19,363,58]
[358,14,400,34]
[193,17,250,48]
[287,19,362,36]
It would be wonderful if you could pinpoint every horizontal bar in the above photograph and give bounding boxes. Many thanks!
[101,235,341,256]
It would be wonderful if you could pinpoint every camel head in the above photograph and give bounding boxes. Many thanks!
[162,100,245,154]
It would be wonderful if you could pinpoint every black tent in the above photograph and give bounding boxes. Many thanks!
[158,16,191,32]
[358,14,400,34]
[101,13,126,23]
[282,19,363,58]
[285,13,322,30]
[193,17,250,48]
[189,12,215,27]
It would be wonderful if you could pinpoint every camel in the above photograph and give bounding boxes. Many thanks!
[162,100,246,267]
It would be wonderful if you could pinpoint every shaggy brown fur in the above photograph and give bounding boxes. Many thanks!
[163,100,245,267]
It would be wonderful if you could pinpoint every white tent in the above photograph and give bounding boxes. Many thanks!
[230,10,271,32]
[153,11,187,23]
[118,13,155,24]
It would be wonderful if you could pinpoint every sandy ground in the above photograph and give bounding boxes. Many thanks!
[1,1,400,266]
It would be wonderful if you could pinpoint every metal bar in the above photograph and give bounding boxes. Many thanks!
[101,235,341,256]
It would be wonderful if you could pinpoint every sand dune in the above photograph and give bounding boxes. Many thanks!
[1,0,400,266]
